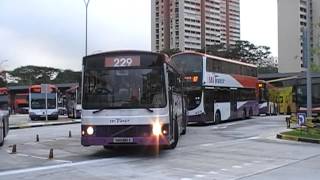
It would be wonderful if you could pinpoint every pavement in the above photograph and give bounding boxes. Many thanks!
[9,114,81,129]
[0,115,319,180]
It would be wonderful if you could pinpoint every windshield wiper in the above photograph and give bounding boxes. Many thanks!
[92,108,107,114]
[145,107,154,113]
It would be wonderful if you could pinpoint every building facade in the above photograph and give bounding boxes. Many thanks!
[278,0,320,73]
[151,0,240,52]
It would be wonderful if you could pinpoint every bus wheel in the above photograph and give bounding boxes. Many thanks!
[287,107,291,115]
[242,110,246,120]
[249,108,253,118]
[214,111,221,124]
[167,119,179,149]
[181,116,187,135]
[0,120,4,146]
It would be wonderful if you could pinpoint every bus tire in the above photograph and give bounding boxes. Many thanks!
[0,120,4,147]
[249,108,253,118]
[214,111,221,124]
[167,119,179,149]
[287,107,291,115]
[242,109,246,120]
[181,117,187,135]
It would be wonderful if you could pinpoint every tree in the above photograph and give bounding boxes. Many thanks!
[8,66,60,85]
[160,48,181,56]
[7,66,81,86]
[53,69,81,84]
[200,40,277,74]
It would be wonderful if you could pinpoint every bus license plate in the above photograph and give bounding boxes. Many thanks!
[113,137,133,143]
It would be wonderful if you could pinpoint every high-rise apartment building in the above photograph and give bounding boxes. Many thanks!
[151,0,240,52]
[278,0,320,73]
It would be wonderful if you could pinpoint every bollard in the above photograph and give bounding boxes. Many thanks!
[49,148,53,159]
[68,130,72,138]
[36,134,39,142]
[11,144,17,154]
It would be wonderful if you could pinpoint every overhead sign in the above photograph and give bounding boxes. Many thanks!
[41,84,48,94]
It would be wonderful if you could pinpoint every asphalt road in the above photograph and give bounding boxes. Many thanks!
[0,115,319,180]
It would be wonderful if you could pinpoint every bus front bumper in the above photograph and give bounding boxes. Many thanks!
[81,136,170,146]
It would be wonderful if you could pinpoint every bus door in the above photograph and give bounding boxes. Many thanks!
[230,88,237,119]
[204,89,214,122]
[168,69,175,139]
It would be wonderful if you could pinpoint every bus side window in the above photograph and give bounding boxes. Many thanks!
[168,70,182,93]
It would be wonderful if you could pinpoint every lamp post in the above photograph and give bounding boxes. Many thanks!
[84,0,90,57]
[305,0,312,117]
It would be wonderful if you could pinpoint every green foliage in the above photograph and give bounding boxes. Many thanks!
[160,48,181,56]
[7,66,81,86]
[200,40,277,74]
[311,63,320,73]
[282,128,320,140]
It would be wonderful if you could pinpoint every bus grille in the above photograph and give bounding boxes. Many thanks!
[95,125,153,137]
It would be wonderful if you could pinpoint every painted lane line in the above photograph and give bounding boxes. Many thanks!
[208,171,219,175]
[194,174,205,178]
[0,157,140,177]
[200,143,213,147]
[247,136,260,140]
[232,165,242,169]
[6,150,72,163]
[243,163,252,166]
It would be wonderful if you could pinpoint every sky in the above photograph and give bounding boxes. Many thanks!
[0,0,278,71]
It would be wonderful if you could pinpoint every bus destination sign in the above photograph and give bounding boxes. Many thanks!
[105,56,141,67]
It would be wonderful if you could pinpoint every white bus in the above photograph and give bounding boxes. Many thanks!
[171,52,259,124]
[0,88,10,146]
[29,85,59,120]
[81,50,187,149]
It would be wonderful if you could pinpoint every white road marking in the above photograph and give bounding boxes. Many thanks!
[220,169,228,171]
[232,165,242,169]
[195,174,205,178]
[243,163,252,166]
[0,157,139,177]
[208,171,219,175]
[6,150,72,163]
[181,178,193,180]
[247,136,260,140]
[200,143,213,147]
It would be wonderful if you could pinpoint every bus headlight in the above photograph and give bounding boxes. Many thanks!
[86,126,94,135]
[152,121,162,136]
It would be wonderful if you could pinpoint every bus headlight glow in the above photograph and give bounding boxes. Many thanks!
[152,121,162,136]
[86,126,94,135]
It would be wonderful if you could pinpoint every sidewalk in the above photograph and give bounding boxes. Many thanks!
[9,114,81,130]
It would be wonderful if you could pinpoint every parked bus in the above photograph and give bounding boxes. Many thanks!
[29,85,59,120]
[66,85,81,119]
[258,80,278,115]
[81,50,187,149]
[15,93,29,114]
[170,52,259,124]
[0,88,10,146]
[277,86,297,115]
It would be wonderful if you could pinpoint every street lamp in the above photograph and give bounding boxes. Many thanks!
[84,0,91,57]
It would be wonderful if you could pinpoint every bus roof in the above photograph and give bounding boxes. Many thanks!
[171,51,257,68]
[84,50,168,59]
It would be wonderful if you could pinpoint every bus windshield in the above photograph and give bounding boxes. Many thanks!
[171,54,202,74]
[31,93,57,109]
[83,67,166,109]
